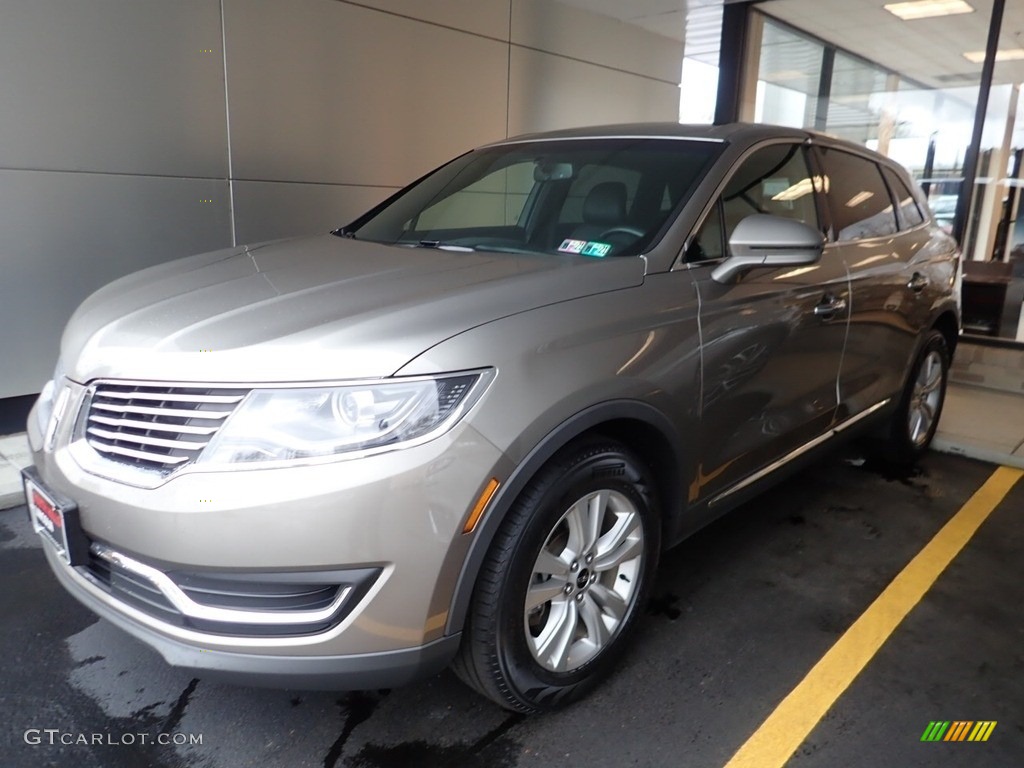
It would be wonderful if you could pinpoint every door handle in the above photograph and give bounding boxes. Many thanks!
[813,295,847,318]
[908,272,929,292]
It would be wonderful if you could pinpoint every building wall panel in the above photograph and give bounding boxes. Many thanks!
[232,180,396,244]
[0,171,230,396]
[223,0,509,187]
[0,0,227,178]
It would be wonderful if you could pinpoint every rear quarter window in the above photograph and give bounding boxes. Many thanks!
[880,165,926,230]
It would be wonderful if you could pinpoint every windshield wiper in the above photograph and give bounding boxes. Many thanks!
[331,226,357,239]
[404,240,475,252]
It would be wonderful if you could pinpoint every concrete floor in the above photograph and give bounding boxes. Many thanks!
[937,340,1024,467]
[932,384,1024,465]
[2,450,1021,768]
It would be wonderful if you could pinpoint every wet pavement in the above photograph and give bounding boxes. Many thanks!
[1,450,1021,768]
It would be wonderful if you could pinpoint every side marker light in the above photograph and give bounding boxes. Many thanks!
[463,478,500,534]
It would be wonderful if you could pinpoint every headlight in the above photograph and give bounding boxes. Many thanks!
[196,371,491,466]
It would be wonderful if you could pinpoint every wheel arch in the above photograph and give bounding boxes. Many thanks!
[444,400,685,636]
[892,306,959,399]
[931,308,960,357]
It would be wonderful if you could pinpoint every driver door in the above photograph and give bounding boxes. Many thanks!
[686,141,850,502]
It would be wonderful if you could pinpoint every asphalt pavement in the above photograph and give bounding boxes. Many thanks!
[1,450,1021,768]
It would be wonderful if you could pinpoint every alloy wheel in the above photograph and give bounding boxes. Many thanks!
[523,489,644,673]
[907,349,944,446]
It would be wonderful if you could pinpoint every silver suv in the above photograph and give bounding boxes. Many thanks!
[24,124,960,712]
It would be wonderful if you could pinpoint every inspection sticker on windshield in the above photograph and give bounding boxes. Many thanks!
[558,239,612,258]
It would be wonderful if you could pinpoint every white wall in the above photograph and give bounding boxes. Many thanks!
[0,0,232,400]
[0,0,682,398]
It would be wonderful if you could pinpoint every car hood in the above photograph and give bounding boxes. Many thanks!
[61,235,645,383]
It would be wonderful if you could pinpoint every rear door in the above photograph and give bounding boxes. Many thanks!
[685,141,849,502]
[815,146,928,418]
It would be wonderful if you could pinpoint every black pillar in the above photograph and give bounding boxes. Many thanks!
[714,2,756,125]
[921,132,937,197]
[813,47,836,132]
[952,0,1005,249]
[993,147,1023,261]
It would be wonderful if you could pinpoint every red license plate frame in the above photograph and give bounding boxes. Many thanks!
[23,468,88,566]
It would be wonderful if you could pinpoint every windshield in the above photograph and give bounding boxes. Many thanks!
[344,138,721,258]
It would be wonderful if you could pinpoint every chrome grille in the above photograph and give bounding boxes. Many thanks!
[84,383,249,474]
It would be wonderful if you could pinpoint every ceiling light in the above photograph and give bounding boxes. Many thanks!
[884,0,974,21]
[963,49,1024,64]
[846,191,875,208]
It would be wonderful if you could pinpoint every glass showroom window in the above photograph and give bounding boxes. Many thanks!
[751,20,824,129]
[679,2,723,124]
[958,59,1024,340]
[825,53,893,149]
[737,3,1023,342]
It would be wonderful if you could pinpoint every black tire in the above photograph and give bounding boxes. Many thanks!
[452,437,660,713]
[878,329,950,464]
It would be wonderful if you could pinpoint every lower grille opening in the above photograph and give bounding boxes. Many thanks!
[81,546,379,637]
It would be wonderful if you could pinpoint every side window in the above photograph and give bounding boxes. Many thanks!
[687,199,725,262]
[819,148,898,241]
[881,166,925,230]
[687,143,819,262]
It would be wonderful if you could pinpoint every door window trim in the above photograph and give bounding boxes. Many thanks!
[675,138,825,271]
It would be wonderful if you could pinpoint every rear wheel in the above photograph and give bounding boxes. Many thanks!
[878,330,949,464]
[453,437,660,712]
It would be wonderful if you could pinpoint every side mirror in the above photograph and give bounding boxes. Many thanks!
[711,214,825,284]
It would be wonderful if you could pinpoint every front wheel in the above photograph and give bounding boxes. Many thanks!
[878,329,950,464]
[453,438,660,712]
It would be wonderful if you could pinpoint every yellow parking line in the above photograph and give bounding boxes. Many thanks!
[724,465,1023,768]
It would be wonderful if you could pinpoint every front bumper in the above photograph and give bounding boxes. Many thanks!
[41,542,460,689]
[27,390,508,687]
